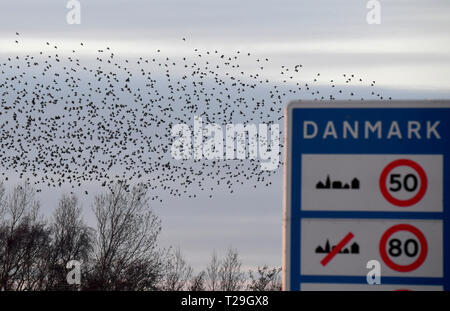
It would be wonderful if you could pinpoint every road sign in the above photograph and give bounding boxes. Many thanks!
[379,159,428,207]
[379,224,428,272]
[283,101,450,291]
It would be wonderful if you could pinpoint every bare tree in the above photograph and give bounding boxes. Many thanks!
[247,266,282,291]
[8,220,50,291]
[0,182,283,292]
[87,182,165,290]
[0,182,6,220]
[0,183,48,290]
[162,248,193,291]
[218,248,244,291]
[189,271,206,291]
[206,250,220,290]
[46,194,94,290]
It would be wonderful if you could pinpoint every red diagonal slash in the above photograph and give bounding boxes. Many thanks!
[320,232,355,266]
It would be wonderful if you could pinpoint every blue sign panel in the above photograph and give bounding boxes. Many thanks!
[283,101,450,291]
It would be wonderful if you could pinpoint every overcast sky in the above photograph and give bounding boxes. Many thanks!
[1,0,449,271]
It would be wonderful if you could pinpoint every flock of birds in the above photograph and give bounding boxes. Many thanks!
[0,32,390,201]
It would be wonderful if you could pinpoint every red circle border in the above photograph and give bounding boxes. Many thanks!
[379,224,428,272]
[379,159,428,207]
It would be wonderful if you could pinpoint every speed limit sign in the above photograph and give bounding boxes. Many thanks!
[379,159,428,207]
[379,224,428,272]
[284,101,450,291]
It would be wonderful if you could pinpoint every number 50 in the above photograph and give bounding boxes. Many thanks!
[389,174,418,192]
